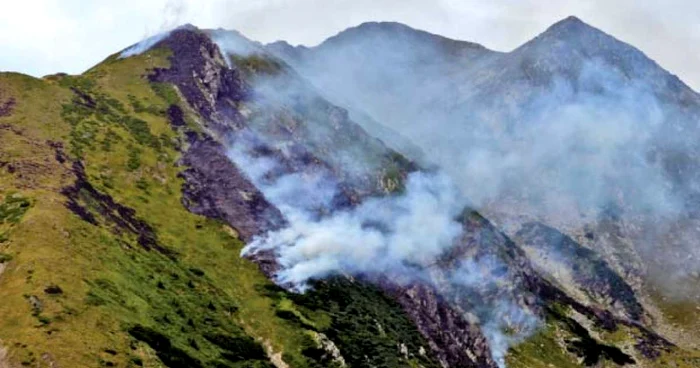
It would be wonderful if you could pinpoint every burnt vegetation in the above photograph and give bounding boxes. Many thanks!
[61,161,173,257]
[517,222,644,321]
[1,20,694,368]
[0,95,16,117]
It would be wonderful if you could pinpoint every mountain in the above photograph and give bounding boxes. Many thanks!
[0,17,699,368]
[267,16,700,365]
[266,21,494,161]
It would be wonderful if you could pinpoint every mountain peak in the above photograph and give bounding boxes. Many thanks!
[351,21,416,33]
[513,15,642,61]
[540,15,605,41]
[315,20,489,57]
[319,21,432,47]
[552,15,587,28]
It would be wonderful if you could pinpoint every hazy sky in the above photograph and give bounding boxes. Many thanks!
[2,0,699,90]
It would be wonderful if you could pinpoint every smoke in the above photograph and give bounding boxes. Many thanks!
[161,0,188,31]
[225,127,537,367]
[211,29,265,63]
[274,27,677,215]
[120,31,172,58]
[227,128,464,286]
[442,256,540,367]
[243,170,463,287]
[204,27,548,365]
[266,22,700,291]
[120,0,188,58]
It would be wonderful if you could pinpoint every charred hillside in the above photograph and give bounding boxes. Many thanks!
[0,17,699,368]
[269,15,700,363]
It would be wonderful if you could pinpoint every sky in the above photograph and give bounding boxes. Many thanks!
[1,0,699,90]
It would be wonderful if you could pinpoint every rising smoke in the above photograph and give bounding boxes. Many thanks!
[268,21,700,292]
[225,123,537,367]
[120,0,188,58]
[210,19,700,363]
[270,23,679,216]
[113,13,700,367]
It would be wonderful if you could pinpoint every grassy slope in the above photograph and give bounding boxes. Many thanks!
[0,48,437,368]
[3,41,699,368]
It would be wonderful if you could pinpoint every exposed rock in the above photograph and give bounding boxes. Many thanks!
[383,282,496,368]
[551,305,636,366]
[46,141,67,164]
[0,341,13,368]
[147,25,677,367]
[312,332,346,367]
[179,136,284,242]
[165,104,186,128]
[262,340,290,368]
[27,295,43,314]
[40,353,59,368]
[43,284,63,295]
[515,222,644,321]
[69,87,96,109]
[149,27,249,136]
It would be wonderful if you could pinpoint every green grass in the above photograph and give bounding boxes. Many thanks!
[0,252,12,263]
[507,323,581,368]
[0,193,31,225]
[0,46,443,368]
[230,55,284,77]
[5,34,695,368]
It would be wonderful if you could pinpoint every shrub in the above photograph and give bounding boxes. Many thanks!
[128,325,203,368]
[44,284,64,295]
[0,194,31,224]
[0,252,12,263]
[127,148,141,171]
[203,333,267,362]
[150,83,180,106]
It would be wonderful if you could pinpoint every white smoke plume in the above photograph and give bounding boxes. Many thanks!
[226,130,537,367]
[120,0,188,58]
[263,21,700,297]
[120,31,172,58]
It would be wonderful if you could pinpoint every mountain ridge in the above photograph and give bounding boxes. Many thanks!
[263,15,700,366]
[1,18,700,368]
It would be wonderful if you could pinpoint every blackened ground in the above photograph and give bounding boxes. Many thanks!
[166,104,186,128]
[62,161,175,258]
[0,96,15,117]
[382,281,498,368]
[545,305,636,366]
[149,26,249,135]
[179,136,285,242]
[147,26,673,367]
[516,222,644,321]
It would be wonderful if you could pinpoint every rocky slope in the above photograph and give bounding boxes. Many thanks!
[0,18,699,368]
[268,16,700,364]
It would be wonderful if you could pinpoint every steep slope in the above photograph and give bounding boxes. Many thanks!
[2,20,700,368]
[266,22,495,159]
[267,16,700,367]
[114,25,700,368]
[0,29,437,368]
[146,27,498,368]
